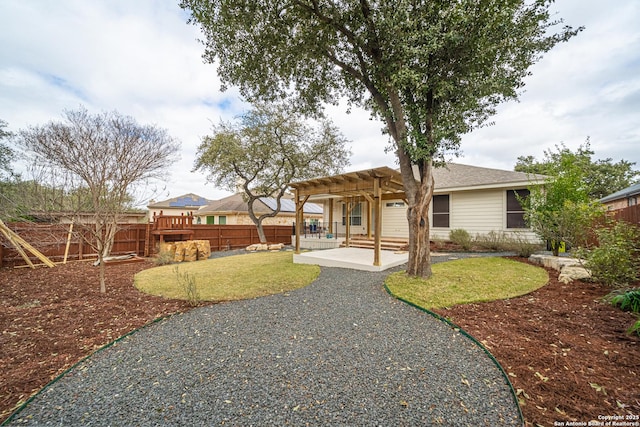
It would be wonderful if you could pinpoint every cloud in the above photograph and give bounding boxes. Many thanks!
[0,0,638,206]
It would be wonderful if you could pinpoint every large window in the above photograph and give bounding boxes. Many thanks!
[342,202,362,226]
[506,189,529,228]
[206,216,215,225]
[432,195,450,228]
[218,215,227,225]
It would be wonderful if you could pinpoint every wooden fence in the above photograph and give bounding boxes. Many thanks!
[0,222,292,268]
[610,203,640,225]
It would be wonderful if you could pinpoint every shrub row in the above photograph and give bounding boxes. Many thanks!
[446,229,543,257]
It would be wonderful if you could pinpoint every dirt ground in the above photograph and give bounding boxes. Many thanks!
[1,257,639,426]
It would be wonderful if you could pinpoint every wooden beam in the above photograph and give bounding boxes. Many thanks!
[366,199,372,239]
[344,200,353,248]
[374,178,383,267]
[328,199,334,233]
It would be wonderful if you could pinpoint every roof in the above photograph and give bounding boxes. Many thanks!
[260,197,323,214]
[431,163,546,191]
[600,182,640,203]
[197,193,322,215]
[289,164,545,200]
[289,166,406,199]
[148,193,210,209]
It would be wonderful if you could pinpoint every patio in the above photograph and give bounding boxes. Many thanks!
[293,247,408,272]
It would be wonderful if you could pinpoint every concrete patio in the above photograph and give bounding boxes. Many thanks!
[293,247,408,272]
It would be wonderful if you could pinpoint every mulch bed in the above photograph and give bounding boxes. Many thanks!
[434,259,639,426]
[1,257,639,425]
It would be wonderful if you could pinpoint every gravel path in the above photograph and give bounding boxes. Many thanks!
[9,256,521,426]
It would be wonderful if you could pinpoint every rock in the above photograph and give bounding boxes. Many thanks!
[558,265,591,284]
[268,243,284,251]
[245,244,258,251]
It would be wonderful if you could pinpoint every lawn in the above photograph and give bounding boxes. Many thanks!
[134,251,320,302]
[385,257,549,309]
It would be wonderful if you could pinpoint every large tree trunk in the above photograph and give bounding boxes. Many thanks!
[404,160,435,278]
[387,91,435,279]
[256,218,267,244]
[247,197,269,243]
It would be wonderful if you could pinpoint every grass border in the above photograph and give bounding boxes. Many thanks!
[383,282,525,426]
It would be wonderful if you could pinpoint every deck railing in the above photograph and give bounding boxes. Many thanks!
[152,211,194,230]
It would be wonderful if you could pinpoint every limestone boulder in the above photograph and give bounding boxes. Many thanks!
[558,265,591,284]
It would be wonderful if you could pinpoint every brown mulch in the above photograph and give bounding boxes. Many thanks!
[0,260,193,423]
[1,257,639,426]
[434,260,639,426]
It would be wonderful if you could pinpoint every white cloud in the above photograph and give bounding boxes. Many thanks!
[1,0,638,206]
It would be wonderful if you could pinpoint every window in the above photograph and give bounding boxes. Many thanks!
[432,195,450,228]
[386,202,406,208]
[218,216,227,225]
[206,216,215,225]
[506,189,530,228]
[629,197,637,207]
[342,202,362,226]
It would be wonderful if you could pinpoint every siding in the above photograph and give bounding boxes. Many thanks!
[382,200,409,238]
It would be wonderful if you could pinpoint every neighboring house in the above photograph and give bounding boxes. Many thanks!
[147,193,211,220]
[291,163,546,242]
[600,182,640,210]
[195,193,323,226]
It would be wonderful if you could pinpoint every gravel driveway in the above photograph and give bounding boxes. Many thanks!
[8,259,521,426]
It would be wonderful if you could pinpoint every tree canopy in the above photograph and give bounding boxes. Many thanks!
[0,119,15,181]
[17,106,180,292]
[194,102,350,243]
[515,140,639,200]
[181,0,581,277]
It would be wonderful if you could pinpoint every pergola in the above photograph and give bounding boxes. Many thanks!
[289,166,409,267]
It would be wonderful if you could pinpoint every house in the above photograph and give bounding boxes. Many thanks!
[147,193,211,220]
[290,163,546,249]
[195,192,323,226]
[600,182,640,210]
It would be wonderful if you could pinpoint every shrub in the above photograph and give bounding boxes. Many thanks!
[608,289,640,313]
[449,229,472,250]
[507,233,544,258]
[173,265,200,306]
[579,221,640,287]
[154,249,175,266]
[628,318,640,337]
[475,231,508,251]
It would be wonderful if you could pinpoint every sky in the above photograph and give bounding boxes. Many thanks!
[1,0,639,206]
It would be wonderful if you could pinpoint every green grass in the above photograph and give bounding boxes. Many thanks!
[386,257,548,309]
[135,251,320,302]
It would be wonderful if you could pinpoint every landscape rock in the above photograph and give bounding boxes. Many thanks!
[558,265,592,284]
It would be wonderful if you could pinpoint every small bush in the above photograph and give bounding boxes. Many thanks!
[475,231,509,251]
[173,265,200,306]
[507,233,543,258]
[449,229,472,250]
[579,221,640,287]
[154,249,174,266]
[608,289,640,313]
[628,317,640,336]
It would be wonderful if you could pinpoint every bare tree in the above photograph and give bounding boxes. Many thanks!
[17,106,180,293]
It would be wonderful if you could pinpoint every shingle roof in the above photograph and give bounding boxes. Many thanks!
[260,197,323,214]
[148,193,210,209]
[431,163,546,190]
[198,193,322,215]
[600,182,640,203]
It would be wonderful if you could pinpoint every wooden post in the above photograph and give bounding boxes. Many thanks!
[345,199,353,248]
[328,199,334,234]
[63,222,74,264]
[374,178,382,267]
[294,191,309,254]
